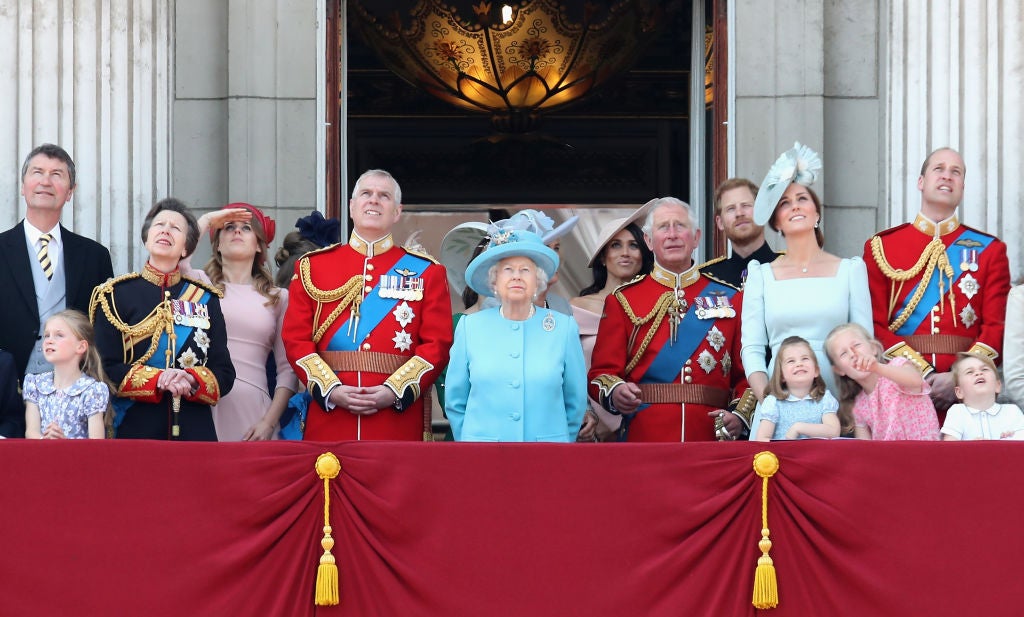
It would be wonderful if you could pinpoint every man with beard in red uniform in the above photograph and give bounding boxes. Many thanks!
[588,197,755,442]
[864,147,1010,416]
[282,169,453,440]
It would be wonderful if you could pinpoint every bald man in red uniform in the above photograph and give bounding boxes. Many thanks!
[283,169,452,441]
[864,147,1010,415]
[589,197,755,442]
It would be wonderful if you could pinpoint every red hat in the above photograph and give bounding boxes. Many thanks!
[214,202,277,244]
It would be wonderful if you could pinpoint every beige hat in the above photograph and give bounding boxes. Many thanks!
[587,205,650,267]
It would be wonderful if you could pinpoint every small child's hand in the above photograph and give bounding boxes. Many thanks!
[851,352,877,373]
[1000,431,1017,439]
[42,421,66,439]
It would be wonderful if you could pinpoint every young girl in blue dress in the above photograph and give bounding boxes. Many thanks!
[24,310,112,439]
[752,336,840,441]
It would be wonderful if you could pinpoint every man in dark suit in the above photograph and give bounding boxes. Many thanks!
[0,144,114,436]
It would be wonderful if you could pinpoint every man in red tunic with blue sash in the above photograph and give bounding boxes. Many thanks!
[864,147,1010,415]
[282,170,453,441]
[589,198,755,442]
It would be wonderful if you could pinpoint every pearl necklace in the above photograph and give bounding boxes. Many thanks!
[500,304,536,321]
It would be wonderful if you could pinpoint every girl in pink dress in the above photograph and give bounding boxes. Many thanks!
[825,322,939,440]
[192,204,299,441]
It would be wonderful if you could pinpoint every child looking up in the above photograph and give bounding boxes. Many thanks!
[24,310,111,439]
[941,353,1024,441]
[825,323,939,440]
[752,336,840,441]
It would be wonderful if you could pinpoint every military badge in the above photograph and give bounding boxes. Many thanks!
[698,349,717,374]
[706,326,725,352]
[177,347,199,369]
[393,301,415,327]
[392,330,413,352]
[543,311,556,332]
[193,329,210,354]
[960,304,977,329]
[721,351,732,376]
[958,273,979,300]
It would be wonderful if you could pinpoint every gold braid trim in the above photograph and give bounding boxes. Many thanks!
[298,257,367,344]
[614,290,676,374]
[89,277,175,366]
[869,235,955,332]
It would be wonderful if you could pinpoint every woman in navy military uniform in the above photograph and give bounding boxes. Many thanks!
[90,198,234,440]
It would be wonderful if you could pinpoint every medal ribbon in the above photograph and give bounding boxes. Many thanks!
[894,228,993,336]
[327,253,431,351]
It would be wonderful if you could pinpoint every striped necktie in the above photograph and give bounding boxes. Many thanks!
[37,233,54,280]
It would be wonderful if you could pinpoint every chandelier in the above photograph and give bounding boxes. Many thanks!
[350,1,662,133]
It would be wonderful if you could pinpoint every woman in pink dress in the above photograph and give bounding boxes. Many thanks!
[193,204,299,440]
[570,208,653,441]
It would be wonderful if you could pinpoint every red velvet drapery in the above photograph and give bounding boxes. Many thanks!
[1,440,1020,616]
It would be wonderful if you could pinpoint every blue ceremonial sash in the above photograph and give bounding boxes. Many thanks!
[894,228,994,336]
[641,281,736,384]
[619,280,736,439]
[327,253,431,351]
[113,283,211,429]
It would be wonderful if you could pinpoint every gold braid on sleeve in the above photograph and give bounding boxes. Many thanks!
[870,236,956,332]
[615,290,676,374]
[299,257,367,344]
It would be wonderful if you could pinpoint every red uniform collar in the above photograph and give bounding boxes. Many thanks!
[349,232,395,257]
[649,262,701,290]
[141,262,182,287]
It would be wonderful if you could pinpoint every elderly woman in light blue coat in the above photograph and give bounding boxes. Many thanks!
[445,222,587,442]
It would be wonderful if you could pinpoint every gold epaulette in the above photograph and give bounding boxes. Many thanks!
[884,342,933,376]
[403,245,440,265]
[612,273,646,293]
[699,255,726,267]
[699,269,740,291]
[88,272,141,322]
[182,275,225,298]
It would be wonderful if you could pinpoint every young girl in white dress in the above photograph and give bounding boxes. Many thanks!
[24,310,111,439]
[752,336,840,441]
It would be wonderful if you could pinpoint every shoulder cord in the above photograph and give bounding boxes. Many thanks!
[870,236,956,332]
[615,290,676,374]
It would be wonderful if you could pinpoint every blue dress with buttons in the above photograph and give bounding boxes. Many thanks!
[445,306,587,442]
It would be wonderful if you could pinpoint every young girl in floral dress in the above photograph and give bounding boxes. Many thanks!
[24,310,111,439]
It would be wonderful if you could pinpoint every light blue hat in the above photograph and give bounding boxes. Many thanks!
[465,221,559,298]
[509,209,579,244]
[753,142,823,226]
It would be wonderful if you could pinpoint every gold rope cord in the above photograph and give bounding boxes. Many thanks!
[299,258,366,343]
[91,288,175,366]
[615,290,676,374]
[870,236,955,332]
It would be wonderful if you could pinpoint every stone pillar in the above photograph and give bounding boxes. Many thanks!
[0,0,172,274]
[886,0,1024,279]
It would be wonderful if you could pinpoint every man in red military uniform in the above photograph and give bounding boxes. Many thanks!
[589,197,755,442]
[864,147,1010,414]
[282,169,453,440]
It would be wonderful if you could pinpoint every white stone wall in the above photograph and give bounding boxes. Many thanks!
[887,0,1024,280]
[732,0,883,259]
[0,0,172,274]
[173,0,320,271]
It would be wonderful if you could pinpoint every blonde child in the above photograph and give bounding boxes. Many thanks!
[825,323,939,440]
[941,352,1024,440]
[24,310,112,439]
[751,336,840,441]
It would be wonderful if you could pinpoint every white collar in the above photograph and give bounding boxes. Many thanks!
[24,220,62,248]
[964,402,1001,416]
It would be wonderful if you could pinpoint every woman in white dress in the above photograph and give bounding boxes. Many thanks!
[193,204,299,440]
[569,208,653,441]
[741,143,872,407]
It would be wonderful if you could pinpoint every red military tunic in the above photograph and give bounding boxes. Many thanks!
[864,213,1010,375]
[588,263,753,442]
[282,232,453,441]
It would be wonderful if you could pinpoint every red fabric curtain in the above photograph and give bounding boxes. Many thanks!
[2,440,1020,616]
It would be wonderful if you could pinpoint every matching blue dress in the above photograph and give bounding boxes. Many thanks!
[445,306,586,442]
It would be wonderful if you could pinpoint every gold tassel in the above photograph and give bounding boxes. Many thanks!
[752,451,780,609]
[315,452,342,606]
